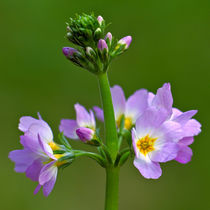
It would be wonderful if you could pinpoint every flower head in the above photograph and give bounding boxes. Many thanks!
[59,103,97,144]
[9,114,72,196]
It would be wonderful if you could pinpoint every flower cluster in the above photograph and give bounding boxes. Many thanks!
[63,13,132,73]
[94,83,201,178]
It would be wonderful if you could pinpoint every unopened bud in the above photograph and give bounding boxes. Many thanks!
[86,47,96,57]
[76,127,94,142]
[118,36,132,49]
[105,32,112,43]
[98,39,108,51]
[97,15,104,25]
[62,47,78,57]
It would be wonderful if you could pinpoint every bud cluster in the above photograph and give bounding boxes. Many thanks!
[63,13,132,74]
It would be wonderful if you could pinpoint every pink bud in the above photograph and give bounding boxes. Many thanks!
[97,16,104,25]
[105,32,112,42]
[62,47,78,57]
[98,39,108,51]
[76,127,94,142]
[118,36,132,49]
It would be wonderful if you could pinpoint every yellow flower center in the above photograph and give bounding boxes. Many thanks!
[136,134,157,156]
[53,154,67,167]
[49,141,60,151]
[116,116,133,130]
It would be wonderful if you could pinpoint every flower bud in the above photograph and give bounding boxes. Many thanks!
[86,47,96,58]
[97,15,104,25]
[62,47,78,57]
[118,36,132,49]
[98,39,108,51]
[76,127,94,142]
[105,32,112,43]
[94,28,102,40]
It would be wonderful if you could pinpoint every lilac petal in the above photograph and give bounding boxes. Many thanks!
[173,110,198,125]
[76,127,94,142]
[148,92,155,106]
[170,108,182,120]
[59,119,78,139]
[38,135,55,160]
[19,116,40,132]
[93,106,104,121]
[20,135,42,155]
[25,159,43,181]
[131,128,138,157]
[39,161,57,185]
[175,145,193,164]
[151,83,173,117]
[149,141,179,162]
[125,89,148,123]
[43,171,57,197]
[111,85,126,120]
[133,158,162,179]
[179,137,194,146]
[159,121,183,143]
[75,103,95,128]
[135,107,168,133]
[25,123,53,144]
[9,149,36,173]
[182,119,201,137]
[34,184,42,195]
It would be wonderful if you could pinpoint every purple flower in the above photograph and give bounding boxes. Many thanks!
[98,39,108,51]
[132,106,181,179]
[59,103,96,142]
[118,36,132,49]
[147,83,201,164]
[9,114,66,196]
[94,85,148,130]
[97,15,104,25]
[62,47,78,57]
[105,32,112,42]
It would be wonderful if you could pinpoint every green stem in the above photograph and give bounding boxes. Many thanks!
[105,167,120,210]
[98,72,118,161]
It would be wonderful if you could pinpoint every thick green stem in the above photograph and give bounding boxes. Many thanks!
[98,72,118,161]
[105,167,119,210]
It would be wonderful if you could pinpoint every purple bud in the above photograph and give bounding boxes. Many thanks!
[105,32,112,42]
[76,127,94,142]
[97,16,104,25]
[62,47,78,57]
[118,36,132,49]
[98,39,108,51]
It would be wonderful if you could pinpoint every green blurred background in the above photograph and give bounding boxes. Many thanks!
[1,0,209,209]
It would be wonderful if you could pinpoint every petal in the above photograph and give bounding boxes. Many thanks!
[149,141,179,162]
[179,137,194,146]
[38,135,55,160]
[111,85,126,120]
[19,116,40,132]
[8,149,36,173]
[75,103,95,128]
[151,83,173,117]
[25,123,53,144]
[93,106,104,121]
[59,119,78,139]
[43,170,57,197]
[173,110,198,125]
[34,184,42,195]
[76,127,94,142]
[25,159,43,181]
[39,161,57,185]
[135,107,168,135]
[125,89,148,123]
[175,145,193,164]
[170,108,183,120]
[133,157,162,179]
[182,119,201,137]
[148,92,155,106]
[131,128,138,157]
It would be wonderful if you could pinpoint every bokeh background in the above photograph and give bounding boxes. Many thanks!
[1,0,210,209]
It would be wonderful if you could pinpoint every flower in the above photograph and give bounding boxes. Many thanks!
[97,15,104,25]
[132,107,181,179]
[9,114,69,196]
[94,85,148,130]
[147,83,201,164]
[59,103,96,143]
